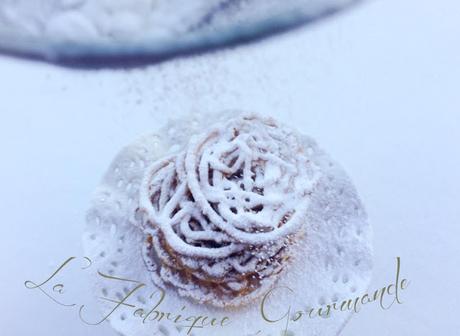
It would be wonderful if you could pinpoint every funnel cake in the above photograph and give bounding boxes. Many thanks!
[139,116,321,307]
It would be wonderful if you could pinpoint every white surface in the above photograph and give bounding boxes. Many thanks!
[1,0,459,335]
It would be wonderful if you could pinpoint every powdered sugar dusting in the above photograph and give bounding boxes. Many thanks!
[0,0,223,43]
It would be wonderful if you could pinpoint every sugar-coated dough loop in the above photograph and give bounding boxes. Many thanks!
[139,115,321,307]
[186,115,321,243]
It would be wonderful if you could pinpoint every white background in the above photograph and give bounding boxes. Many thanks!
[1,0,459,335]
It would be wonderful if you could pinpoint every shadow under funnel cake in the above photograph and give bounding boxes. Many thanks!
[139,115,321,307]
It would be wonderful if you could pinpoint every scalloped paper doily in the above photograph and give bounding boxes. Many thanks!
[83,112,373,336]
